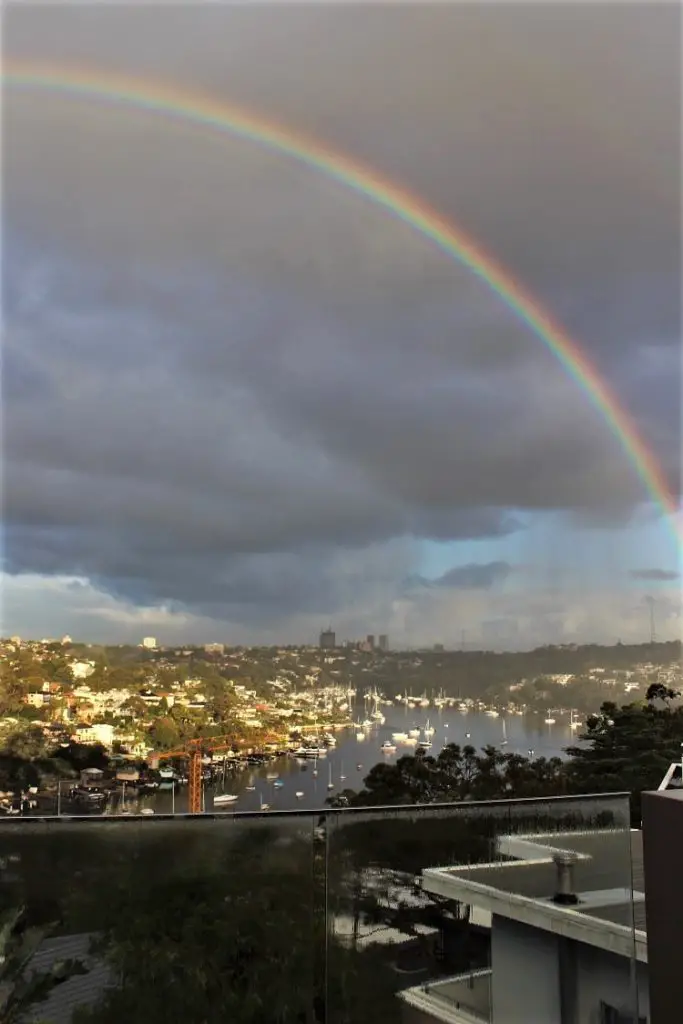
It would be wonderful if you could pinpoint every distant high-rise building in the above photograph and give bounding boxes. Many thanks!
[378,634,389,651]
[319,629,336,650]
[366,634,375,649]
[142,636,157,650]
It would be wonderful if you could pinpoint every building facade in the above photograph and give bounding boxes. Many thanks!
[401,828,648,1024]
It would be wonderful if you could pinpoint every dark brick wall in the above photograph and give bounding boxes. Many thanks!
[642,790,683,1024]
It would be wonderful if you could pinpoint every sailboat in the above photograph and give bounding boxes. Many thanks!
[327,763,334,790]
[501,719,508,746]
[424,719,435,737]
[340,762,346,781]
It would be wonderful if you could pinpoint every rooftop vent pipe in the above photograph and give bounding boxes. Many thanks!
[552,851,579,905]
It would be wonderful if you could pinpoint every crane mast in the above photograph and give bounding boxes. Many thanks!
[148,732,281,813]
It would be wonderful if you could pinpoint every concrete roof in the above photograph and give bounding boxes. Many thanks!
[21,932,112,1024]
[422,829,647,963]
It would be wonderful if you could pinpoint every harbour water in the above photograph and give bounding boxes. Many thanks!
[131,703,584,815]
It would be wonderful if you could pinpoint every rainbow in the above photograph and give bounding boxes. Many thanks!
[3,59,679,545]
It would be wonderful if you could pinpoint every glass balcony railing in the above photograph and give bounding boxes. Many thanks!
[0,793,644,1024]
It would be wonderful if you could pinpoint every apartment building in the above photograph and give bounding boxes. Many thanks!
[401,828,648,1024]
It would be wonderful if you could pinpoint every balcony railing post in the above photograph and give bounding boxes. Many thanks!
[311,811,328,1023]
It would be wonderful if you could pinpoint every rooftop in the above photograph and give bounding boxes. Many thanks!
[423,828,646,962]
[21,932,112,1024]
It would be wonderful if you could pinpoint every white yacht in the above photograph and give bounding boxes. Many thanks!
[213,793,239,806]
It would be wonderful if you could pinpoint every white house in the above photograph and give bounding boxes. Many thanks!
[70,661,96,680]
[400,829,648,1024]
[74,723,114,748]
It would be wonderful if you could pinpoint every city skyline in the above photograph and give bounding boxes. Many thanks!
[2,4,680,648]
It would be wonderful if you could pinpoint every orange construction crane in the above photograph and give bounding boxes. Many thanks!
[148,732,283,813]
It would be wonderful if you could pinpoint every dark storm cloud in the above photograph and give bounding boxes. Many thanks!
[2,3,680,631]
[629,568,680,582]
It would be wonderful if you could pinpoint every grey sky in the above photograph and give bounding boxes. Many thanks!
[2,3,680,645]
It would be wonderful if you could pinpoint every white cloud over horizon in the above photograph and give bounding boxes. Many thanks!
[2,568,680,652]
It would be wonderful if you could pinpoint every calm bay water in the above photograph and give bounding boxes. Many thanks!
[132,703,582,815]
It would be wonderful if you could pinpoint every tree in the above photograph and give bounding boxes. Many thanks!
[332,743,567,809]
[564,699,683,822]
[148,716,181,751]
[0,725,67,797]
[645,682,680,705]
[0,724,49,761]
[51,741,109,773]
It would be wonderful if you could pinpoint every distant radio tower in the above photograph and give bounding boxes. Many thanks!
[645,596,657,644]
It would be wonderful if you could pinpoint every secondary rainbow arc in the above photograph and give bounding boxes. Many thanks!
[3,59,679,548]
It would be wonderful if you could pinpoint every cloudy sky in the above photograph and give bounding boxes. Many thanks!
[2,3,681,648]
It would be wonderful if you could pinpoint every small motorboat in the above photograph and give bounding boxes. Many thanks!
[213,794,239,806]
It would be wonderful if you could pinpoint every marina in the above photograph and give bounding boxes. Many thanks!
[13,700,585,817]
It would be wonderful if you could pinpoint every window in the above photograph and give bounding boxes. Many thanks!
[600,1001,647,1024]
